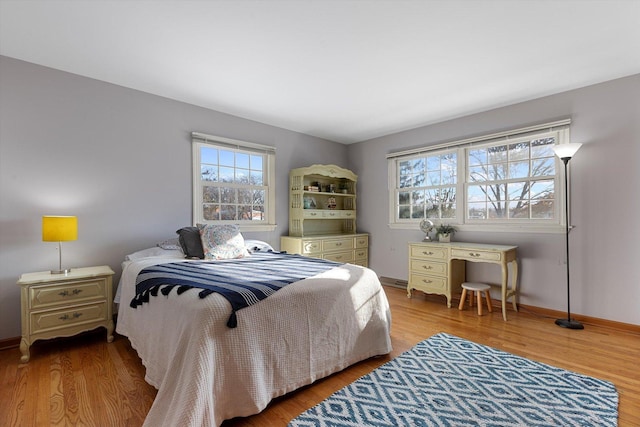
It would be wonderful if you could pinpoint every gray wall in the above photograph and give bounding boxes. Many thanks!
[1,56,638,343]
[348,73,640,325]
[0,56,348,340]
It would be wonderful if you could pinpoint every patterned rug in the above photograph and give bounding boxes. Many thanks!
[289,333,618,427]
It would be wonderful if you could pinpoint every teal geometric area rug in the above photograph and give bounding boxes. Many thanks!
[289,333,618,427]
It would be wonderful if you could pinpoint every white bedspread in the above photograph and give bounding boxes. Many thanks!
[116,256,392,427]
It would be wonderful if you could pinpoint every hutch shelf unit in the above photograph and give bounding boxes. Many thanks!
[281,164,368,267]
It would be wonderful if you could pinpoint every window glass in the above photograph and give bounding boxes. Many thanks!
[193,136,275,231]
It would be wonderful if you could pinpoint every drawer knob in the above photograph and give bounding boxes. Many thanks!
[59,289,83,297]
[422,279,432,284]
[422,266,432,270]
[59,312,83,321]
[336,242,342,246]
[335,255,342,260]
[422,251,434,255]
[469,252,481,257]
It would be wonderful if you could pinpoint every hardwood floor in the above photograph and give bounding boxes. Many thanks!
[1,285,639,426]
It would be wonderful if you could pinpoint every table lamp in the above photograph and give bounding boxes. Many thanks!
[42,215,77,274]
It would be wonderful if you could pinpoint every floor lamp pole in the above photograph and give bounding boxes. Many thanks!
[555,156,584,330]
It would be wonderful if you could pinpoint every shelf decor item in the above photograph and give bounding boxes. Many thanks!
[552,142,584,330]
[42,215,78,274]
[436,224,457,243]
[419,219,434,241]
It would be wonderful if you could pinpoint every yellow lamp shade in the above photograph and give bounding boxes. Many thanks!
[42,216,78,242]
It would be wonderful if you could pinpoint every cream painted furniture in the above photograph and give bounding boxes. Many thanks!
[408,242,518,320]
[17,265,115,362]
[281,233,369,267]
[459,282,493,316]
[282,164,368,266]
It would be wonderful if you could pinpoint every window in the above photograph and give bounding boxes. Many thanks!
[397,150,458,220]
[388,120,571,232]
[192,132,276,231]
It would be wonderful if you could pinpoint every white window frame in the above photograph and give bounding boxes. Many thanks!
[387,120,571,234]
[192,132,276,232]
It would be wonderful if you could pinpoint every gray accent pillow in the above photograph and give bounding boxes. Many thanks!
[176,227,204,259]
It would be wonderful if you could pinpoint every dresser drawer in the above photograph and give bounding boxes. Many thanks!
[30,302,108,335]
[302,240,322,254]
[323,250,354,263]
[323,238,354,252]
[451,248,502,262]
[322,210,341,219]
[303,210,322,219]
[410,245,448,260]
[409,273,447,293]
[355,249,368,260]
[355,235,369,248]
[410,259,447,277]
[29,279,107,310]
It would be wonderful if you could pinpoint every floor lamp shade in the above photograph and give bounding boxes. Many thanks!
[42,216,77,274]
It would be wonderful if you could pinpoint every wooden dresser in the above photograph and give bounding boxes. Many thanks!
[281,233,369,267]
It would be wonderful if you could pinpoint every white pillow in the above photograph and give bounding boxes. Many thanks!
[244,239,275,253]
[125,247,183,261]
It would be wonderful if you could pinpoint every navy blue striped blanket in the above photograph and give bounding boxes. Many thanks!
[130,252,341,328]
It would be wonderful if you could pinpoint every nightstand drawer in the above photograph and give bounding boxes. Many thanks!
[451,248,502,262]
[29,279,107,309]
[323,250,354,263]
[410,245,448,260]
[30,302,108,335]
[410,259,447,276]
[323,238,354,251]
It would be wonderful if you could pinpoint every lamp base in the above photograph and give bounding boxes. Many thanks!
[51,268,71,275]
[555,318,584,329]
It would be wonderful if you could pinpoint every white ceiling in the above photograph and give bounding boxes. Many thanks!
[1,1,639,144]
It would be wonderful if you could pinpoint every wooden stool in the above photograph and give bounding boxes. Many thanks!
[458,282,493,316]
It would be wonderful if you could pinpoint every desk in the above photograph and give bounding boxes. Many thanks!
[408,242,518,321]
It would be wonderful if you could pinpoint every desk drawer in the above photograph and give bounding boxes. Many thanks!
[410,259,447,277]
[409,273,447,293]
[451,248,502,262]
[410,245,448,260]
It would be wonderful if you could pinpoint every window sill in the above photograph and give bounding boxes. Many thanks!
[389,222,566,234]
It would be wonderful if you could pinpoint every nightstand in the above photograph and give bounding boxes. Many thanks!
[17,265,115,362]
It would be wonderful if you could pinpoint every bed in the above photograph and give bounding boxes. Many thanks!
[115,239,392,427]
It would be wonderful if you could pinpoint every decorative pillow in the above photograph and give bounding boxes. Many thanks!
[198,224,248,260]
[176,227,205,259]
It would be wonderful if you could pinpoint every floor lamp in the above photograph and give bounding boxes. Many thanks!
[552,143,583,330]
